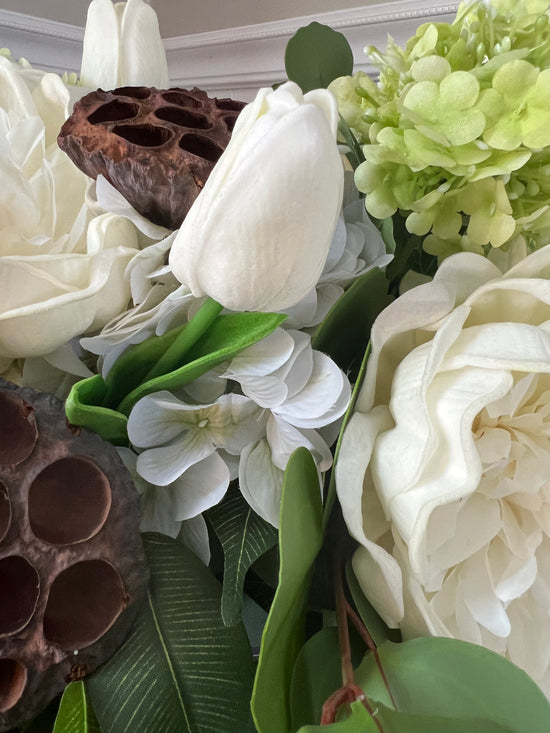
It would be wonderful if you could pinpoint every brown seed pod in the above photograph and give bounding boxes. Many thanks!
[0,379,148,731]
[57,86,246,230]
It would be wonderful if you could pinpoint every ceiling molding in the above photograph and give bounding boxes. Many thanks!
[164,0,458,99]
[0,1,459,98]
[0,8,83,73]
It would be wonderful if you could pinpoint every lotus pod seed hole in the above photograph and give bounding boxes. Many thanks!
[154,106,212,130]
[216,99,245,112]
[0,556,40,636]
[0,483,10,542]
[162,90,202,108]
[112,123,172,147]
[28,456,111,545]
[88,100,140,124]
[43,560,127,650]
[112,86,151,99]
[0,659,27,712]
[0,392,37,465]
[179,134,223,162]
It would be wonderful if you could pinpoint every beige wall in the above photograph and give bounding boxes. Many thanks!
[1,1,401,36]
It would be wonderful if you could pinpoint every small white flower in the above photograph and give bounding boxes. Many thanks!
[127,391,267,519]
[225,328,351,525]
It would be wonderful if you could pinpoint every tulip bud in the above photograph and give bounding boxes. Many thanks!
[168,81,345,312]
[80,0,169,90]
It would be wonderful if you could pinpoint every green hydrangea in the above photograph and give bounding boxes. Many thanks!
[329,0,550,259]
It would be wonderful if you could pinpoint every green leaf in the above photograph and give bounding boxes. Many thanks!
[65,375,128,446]
[297,700,378,732]
[345,563,400,647]
[207,484,278,627]
[251,448,324,733]
[53,682,100,733]
[117,311,286,414]
[356,638,550,733]
[285,22,354,92]
[312,268,392,379]
[87,533,255,733]
[289,627,342,730]
[374,702,514,733]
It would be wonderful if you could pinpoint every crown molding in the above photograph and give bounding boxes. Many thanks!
[0,1,459,98]
[164,0,459,99]
[0,8,83,73]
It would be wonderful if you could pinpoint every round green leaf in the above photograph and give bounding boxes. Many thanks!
[356,638,550,733]
[285,22,353,92]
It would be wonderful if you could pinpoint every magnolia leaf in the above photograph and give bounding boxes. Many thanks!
[117,312,286,414]
[65,374,128,446]
[251,448,324,733]
[53,682,100,733]
[345,562,400,647]
[356,638,550,733]
[297,700,378,732]
[312,267,392,379]
[285,22,353,92]
[87,533,255,733]
[207,484,278,627]
[289,627,342,730]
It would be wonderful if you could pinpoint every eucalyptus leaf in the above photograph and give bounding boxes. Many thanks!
[374,701,515,733]
[87,533,255,733]
[356,638,550,733]
[289,627,342,731]
[117,311,286,414]
[345,563,400,647]
[207,484,278,627]
[285,22,354,92]
[312,267,392,379]
[53,682,100,733]
[297,700,378,732]
[251,448,324,733]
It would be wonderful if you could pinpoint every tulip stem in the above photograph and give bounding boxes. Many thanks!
[143,297,223,382]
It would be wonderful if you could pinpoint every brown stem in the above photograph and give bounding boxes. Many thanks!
[344,599,397,710]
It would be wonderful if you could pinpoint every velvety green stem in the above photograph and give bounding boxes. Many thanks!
[143,296,223,382]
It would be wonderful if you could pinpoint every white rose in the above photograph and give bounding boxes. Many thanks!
[169,81,344,313]
[336,247,550,697]
[0,56,140,360]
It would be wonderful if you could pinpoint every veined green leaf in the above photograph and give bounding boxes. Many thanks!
[357,638,550,733]
[207,484,278,627]
[285,22,354,92]
[53,682,100,733]
[87,533,255,733]
[251,448,324,733]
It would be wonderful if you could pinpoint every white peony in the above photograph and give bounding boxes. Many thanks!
[336,247,550,697]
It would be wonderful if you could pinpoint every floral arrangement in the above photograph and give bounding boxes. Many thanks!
[1,0,550,731]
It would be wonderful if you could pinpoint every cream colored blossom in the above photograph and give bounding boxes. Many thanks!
[336,246,550,696]
[0,56,140,360]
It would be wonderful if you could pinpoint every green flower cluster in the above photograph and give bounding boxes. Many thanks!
[330,0,550,259]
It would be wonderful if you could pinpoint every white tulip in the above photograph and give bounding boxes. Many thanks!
[80,0,169,90]
[168,81,344,312]
[336,246,550,698]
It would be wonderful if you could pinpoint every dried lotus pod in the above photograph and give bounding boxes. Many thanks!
[0,379,148,731]
[57,86,246,230]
